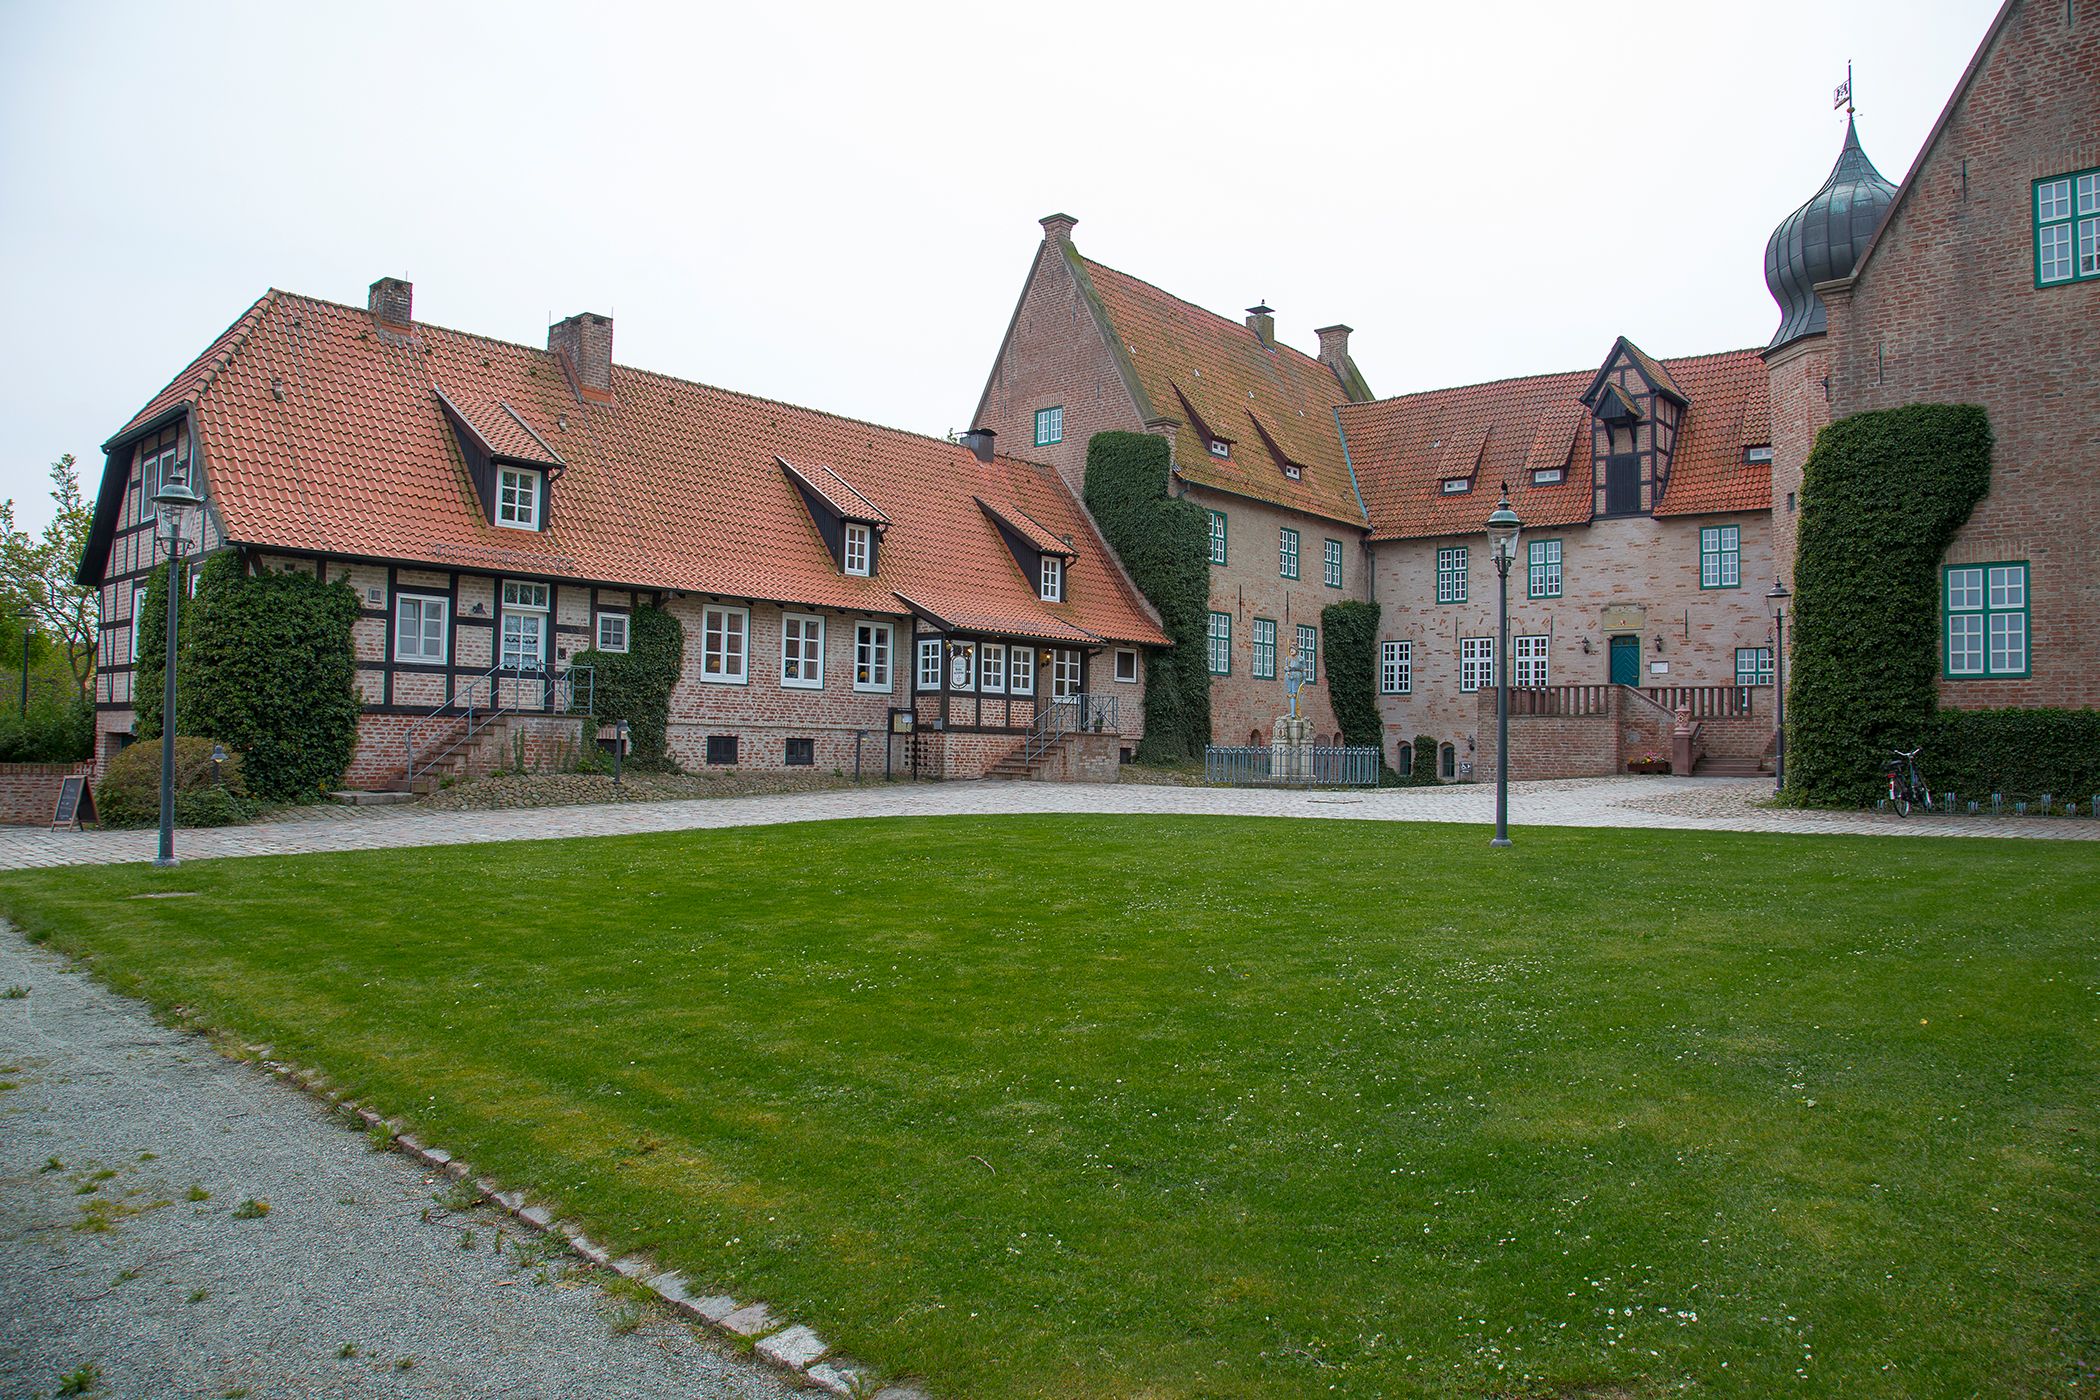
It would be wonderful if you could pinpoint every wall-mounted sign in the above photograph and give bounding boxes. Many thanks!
[1601,605,1646,632]
[1650,660,1670,675]
[889,709,915,735]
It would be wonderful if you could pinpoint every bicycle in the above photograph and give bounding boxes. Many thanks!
[1886,746,1931,817]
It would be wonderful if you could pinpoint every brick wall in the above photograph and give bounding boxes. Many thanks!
[1813,0,2099,712]
[1761,335,1832,593]
[1472,697,1621,781]
[0,762,94,826]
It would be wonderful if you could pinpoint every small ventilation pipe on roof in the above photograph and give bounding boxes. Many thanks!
[369,277,413,327]
[960,427,997,463]
[1246,302,1275,346]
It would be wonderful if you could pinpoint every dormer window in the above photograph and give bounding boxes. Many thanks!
[1745,445,1774,464]
[497,467,542,530]
[1531,467,1565,486]
[1208,439,1231,459]
[843,522,872,576]
[1441,477,1472,494]
[1039,555,1064,602]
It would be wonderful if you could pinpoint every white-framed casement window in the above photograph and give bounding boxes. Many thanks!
[130,586,147,663]
[981,642,1007,692]
[1944,562,2029,678]
[1207,611,1232,675]
[1699,525,1741,589]
[500,580,549,669]
[1296,624,1318,682]
[1034,405,1064,446]
[781,612,824,688]
[1323,538,1343,589]
[700,604,750,684]
[1437,546,1469,603]
[1052,648,1083,697]
[2034,170,2099,286]
[1208,439,1231,459]
[496,467,542,530]
[138,443,179,524]
[1207,511,1228,565]
[1460,636,1495,692]
[843,523,872,577]
[1009,645,1035,695]
[1113,648,1139,684]
[1039,556,1064,603]
[1513,634,1550,687]
[395,594,450,663]
[1736,647,1774,687]
[1251,617,1277,679]
[949,640,976,691]
[916,637,943,691]
[1527,539,1562,599]
[1381,640,1412,695]
[1279,528,1300,579]
[854,621,892,692]
[594,611,629,653]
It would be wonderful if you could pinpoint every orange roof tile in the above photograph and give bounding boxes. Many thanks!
[94,292,1165,649]
[1341,347,1770,541]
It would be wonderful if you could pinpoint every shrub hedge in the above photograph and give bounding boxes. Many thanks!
[567,604,684,769]
[0,692,92,763]
[1083,433,1211,761]
[94,734,252,828]
[1925,708,2100,803]
[1785,403,1993,806]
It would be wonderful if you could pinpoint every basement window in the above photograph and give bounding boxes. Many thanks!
[784,737,815,766]
[705,734,739,766]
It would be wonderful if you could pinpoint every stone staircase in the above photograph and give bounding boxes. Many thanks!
[986,739,1060,781]
[392,718,512,794]
[1691,754,1769,777]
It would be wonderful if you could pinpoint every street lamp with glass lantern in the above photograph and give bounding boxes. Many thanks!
[150,477,201,867]
[1485,489,1523,848]
[1767,578,1791,795]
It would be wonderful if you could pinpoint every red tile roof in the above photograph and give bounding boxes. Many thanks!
[1341,347,1771,541]
[1073,255,1368,528]
[96,291,1165,648]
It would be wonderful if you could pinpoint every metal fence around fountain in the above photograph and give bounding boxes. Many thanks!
[1203,745,1382,788]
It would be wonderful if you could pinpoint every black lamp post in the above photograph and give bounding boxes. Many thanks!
[1767,578,1791,795]
[1486,490,1523,849]
[151,477,201,868]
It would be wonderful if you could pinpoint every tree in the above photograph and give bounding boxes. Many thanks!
[0,455,98,694]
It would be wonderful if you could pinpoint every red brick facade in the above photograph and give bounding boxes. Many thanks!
[0,762,95,826]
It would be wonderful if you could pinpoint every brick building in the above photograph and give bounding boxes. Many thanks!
[78,282,1166,788]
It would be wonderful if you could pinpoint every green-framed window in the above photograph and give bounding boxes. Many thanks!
[1699,525,1740,589]
[1436,546,1468,603]
[1735,647,1773,687]
[1380,639,1411,694]
[1251,617,1277,679]
[1033,406,1064,446]
[1279,528,1300,579]
[1207,510,1228,565]
[1527,538,1562,598]
[1207,611,1232,675]
[1323,538,1343,588]
[2034,169,2100,287]
[1944,562,2029,678]
[1296,624,1318,682]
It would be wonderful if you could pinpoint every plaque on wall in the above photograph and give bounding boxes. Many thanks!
[1600,604,1646,632]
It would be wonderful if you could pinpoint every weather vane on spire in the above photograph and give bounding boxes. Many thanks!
[1833,60,1854,115]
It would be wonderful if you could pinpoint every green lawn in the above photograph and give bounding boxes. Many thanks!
[3,817,2095,1398]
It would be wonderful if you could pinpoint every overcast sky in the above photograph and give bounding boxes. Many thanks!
[0,0,2000,531]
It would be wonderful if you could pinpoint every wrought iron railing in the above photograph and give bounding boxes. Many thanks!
[402,662,593,786]
[1203,744,1381,788]
[1018,692,1119,765]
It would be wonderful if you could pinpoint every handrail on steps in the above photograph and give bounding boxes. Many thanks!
[403,663,593,786]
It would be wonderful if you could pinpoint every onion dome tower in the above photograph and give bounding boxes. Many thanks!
[1764,115,1899,349]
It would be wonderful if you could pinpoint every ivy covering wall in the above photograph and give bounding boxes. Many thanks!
[567,603,684,768]
[1083,433,1212,761]
[1319,600,1383,751]
[1786,403,1992,806]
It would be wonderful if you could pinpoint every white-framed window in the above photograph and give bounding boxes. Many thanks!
[1009,645,1035,695]
[500,579,549,669]
[1052,649,1082,697]
[854,621,892,692]
[1039,555,1064,602]
[1207,611,1231,675]
[916,637,944,691]
[781,612,824,688]
[1279,528,1300,580]
[701,604,750,684]
[1381,640,1412,695]
[1944,562,2029,678]
[497,467,542,530]
[1296,624,1318,682]
[138,444,179,523]
[594,611,629,653]
[1514,634,1550,687]
[1736,646,1774,687]
[1207,511,1227,565]
[1034,405,1064,446]
[1113,648,1138,684]
[1699,525,1741,589]
[395,594,450,663]
[1437,547,1469,603]
[949,640,976,691]
[981,641,1006,692]
[1323,538,1344,589]
[843,523,872,577]
[1441,477,1472,494]
[130,586,147,663]
[1208,439,1230,459]
[1527,539,1562,599]
[1531,467,1565,486]
[1251,617,1277,679]
[1460,636,1495,692]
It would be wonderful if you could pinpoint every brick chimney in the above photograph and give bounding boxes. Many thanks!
[548,312,614,401]
[1040,212,1078,247]
[1314,323,1354,372]
[368,277,413,327]
[960,427,997,463]
[1246,303,1275,347]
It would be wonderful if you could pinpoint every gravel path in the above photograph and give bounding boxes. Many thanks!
[0,929,799,1400]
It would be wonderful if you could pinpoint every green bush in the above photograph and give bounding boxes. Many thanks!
[1925,708,2100,803]
[0,691,92,763]
[567,605,683,769]
[1786,404,1993,806]
[130,558,190,741]
[1084,433,1211,761]
[94,735,251,828]
[1319,601,1382,751]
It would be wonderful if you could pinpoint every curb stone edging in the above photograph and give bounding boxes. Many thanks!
[227,1038,918,1398]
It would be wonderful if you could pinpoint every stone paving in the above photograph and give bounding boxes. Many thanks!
[2,775,2093,871]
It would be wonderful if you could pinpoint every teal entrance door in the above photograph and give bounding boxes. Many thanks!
[1609,634,1641,685]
